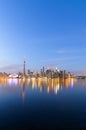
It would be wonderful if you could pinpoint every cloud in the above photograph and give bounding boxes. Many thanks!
[55,48,86,54]
[42,56,80,63]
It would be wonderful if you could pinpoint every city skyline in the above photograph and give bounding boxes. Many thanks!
[0,0,86,73]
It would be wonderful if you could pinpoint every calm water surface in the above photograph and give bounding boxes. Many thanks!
[0,78,86,130]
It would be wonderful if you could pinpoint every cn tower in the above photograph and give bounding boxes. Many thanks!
[23,60,26,77]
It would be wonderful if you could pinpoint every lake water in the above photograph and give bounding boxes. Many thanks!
[0,78,86,130]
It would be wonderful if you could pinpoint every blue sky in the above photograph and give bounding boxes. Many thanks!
[0,0,86,73]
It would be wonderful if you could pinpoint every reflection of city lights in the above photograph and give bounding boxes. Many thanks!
[27,78,31,87]
[53,83,60,94]
[54,87,57,94]
[70,78,74,88]
[31,78,37,89]
[22,87,26,104]
[57,83,60,90]
[0,77,76,95]
[31,77,36,81]
[32,81,35,89]
[8,79,18,86]
[47,87,50,93]
[28,78,30,82]
[52,79,54,88]
[38,78,42,88]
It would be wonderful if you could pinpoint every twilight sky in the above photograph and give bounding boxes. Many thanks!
[0,0,86,73]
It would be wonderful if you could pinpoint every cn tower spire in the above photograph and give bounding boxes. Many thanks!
[23,59,26,77]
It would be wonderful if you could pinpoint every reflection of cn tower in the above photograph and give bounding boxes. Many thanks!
[22,79,26,103]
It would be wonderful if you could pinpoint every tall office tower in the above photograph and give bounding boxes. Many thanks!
[43,66,45,77]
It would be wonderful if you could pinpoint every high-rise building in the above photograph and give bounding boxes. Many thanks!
[43,66,45,77]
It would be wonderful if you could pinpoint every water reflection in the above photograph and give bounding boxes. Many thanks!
[22,79,26,103]
[0,77,77,104]
[8,79,19,86]
[0,78,86,129]
[0,77,76,92]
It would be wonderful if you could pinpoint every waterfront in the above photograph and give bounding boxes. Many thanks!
[0,78,86,129]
